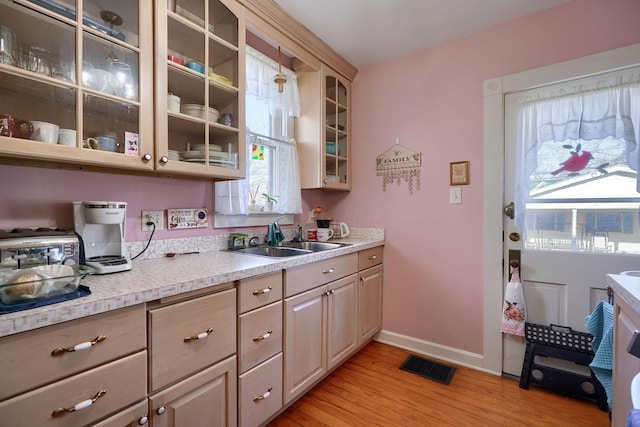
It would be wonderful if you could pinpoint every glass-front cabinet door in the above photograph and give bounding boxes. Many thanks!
[155,0,245,179]
[0,0,154,171]
[323,66,350,190]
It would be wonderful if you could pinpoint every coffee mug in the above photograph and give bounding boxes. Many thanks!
[317,228,334,242]
[96,135,118,152]
[83,138,98,149]
[57,128,76,146]
[30,121,59,144]
[0,114,33,139]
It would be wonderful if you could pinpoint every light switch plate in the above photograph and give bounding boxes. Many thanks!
[450,188,462,204]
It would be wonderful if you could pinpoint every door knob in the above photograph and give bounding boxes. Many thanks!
[503,202,514,219]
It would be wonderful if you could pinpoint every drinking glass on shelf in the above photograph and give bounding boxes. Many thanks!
[109,60,136,100]
[0,25,17,66]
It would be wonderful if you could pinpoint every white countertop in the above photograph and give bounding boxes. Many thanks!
[607,273,640,313]
[0,238,384,338]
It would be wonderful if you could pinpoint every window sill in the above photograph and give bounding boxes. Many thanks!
[213,212,294,228]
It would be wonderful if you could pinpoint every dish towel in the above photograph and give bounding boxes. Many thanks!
[627,409,640,427]
[266,223,285,247]
[585,300,614,409]
[501,262,526,336]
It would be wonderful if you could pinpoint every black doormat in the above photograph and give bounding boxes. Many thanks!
[399,354,456,385]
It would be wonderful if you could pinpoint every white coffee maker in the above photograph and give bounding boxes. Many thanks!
[73,201,132,274]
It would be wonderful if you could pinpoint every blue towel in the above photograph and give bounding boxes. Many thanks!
[266,223,285,247]
[585,300,614,409]
[627,409,640,427]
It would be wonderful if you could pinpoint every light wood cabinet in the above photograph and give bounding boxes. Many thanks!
[148,288,236,392]
[148,355,237,427]
[237,271,283,426]
[0,0,154,171]
[327,274,359,370]
[238,353,282,427]
[359,264,383,344]
[0,303,147,427]
[613,291,640,427]
[283,283,327,404]
[0,304,145,401]
[296,63,351,190]
[154,0,245,179]
[358,247,383,344]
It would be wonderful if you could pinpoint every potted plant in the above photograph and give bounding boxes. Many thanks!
[262,193,278,211]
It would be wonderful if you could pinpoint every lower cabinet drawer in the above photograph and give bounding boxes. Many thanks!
[0,351,147,427]
[358,246,383,270]
[0,304,146,401]
[239,353,283,427]
[285,253,358,297]
[149,288,236,391]
[238,301,282,373]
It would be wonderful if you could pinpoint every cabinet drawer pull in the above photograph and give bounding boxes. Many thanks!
[52,390,106,417]
[51,335,106,356]
[324,289,336,296]
[322,268,335,274]
[184,327,214,342]
[253,386,273,402]
[252,286,272,295]
[368,255,377,261]
[253,330,273,342]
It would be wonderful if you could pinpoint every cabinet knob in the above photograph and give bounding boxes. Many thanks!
[156,406,166,415]
[160,156,169,163]
[143,153,152,161]
[322,268,335,274]
[138,415,149,425]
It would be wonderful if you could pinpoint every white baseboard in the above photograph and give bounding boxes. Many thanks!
[375,329,502,376]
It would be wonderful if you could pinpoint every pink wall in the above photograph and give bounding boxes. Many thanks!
[1,0,639,356]
[326,0,640,354]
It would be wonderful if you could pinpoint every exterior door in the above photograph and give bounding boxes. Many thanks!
[502,69,640,376]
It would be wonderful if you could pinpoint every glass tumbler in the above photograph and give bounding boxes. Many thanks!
[0,25,17,66]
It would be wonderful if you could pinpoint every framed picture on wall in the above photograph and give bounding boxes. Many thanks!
[450,161,469,185]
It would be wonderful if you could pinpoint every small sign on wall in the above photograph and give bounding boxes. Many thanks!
[168,208,208,229]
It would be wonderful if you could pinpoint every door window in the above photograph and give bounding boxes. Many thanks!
[514,71,640,254]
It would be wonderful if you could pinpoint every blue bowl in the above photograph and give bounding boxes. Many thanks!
[185,61,205,74]
[326,142,336,155]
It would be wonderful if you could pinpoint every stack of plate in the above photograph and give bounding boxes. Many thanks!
[180,104,220,122]
[167,150,180,161]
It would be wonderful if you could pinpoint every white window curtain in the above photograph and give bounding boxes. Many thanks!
[215,46,301,215]
[514,73,640,235]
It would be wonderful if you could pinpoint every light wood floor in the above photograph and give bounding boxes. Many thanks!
[268,341,610,427]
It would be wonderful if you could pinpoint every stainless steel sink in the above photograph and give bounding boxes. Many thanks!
[281,241,350,251]
[233,246,312,257]
[230,241,351,257]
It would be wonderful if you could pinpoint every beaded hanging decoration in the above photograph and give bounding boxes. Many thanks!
[376,139,422,194]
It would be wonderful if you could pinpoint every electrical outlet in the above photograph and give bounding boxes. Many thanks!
[142,210,164,231]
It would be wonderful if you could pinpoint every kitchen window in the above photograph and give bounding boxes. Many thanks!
[214,46,301,227]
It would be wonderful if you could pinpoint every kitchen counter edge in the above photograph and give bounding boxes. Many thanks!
[0,238,384,337]
[607,273,640,314]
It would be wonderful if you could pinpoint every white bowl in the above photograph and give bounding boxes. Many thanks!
[180,104,220,122]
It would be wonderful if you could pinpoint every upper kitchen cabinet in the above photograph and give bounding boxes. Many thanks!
[296,63,351,190]
[155,0,245,179]
[0,0,154,171]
